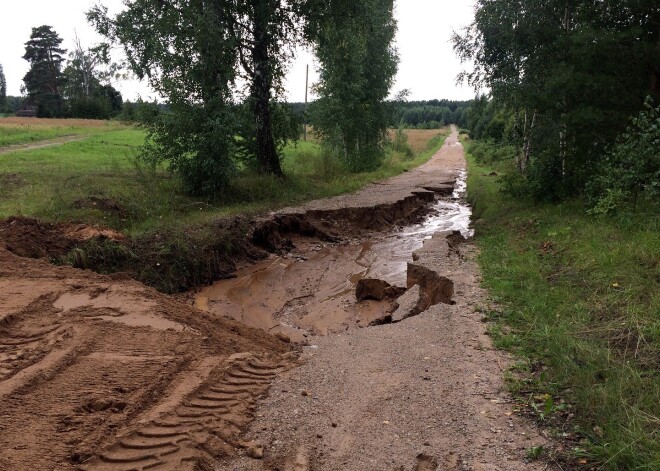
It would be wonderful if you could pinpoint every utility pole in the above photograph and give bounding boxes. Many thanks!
[304,64,309,141]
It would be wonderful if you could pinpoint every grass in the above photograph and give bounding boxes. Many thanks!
[0,124,448,234]
[465,139,659,469]
[0,117,126,146]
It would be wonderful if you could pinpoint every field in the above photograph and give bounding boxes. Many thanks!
[465,139,659,468]
[0,117,447,233]
[0,117,126,146]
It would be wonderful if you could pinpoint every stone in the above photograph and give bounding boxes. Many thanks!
[391,285,422,323]
[355,278,405,301]
[247,445,264,459]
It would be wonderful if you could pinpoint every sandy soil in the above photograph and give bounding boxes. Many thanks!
[0,248,291,470]
[0,126,554,470]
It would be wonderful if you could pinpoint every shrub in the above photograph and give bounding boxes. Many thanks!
[587,97,660,215]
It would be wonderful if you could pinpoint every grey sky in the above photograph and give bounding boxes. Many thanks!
[0,0,476,102]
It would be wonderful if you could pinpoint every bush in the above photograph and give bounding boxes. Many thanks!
[391,126,414,158]
[587,97,660,215]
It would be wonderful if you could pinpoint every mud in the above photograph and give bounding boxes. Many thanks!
[0,126,552,470]
[0,247,292,470]
[192,163,473,342]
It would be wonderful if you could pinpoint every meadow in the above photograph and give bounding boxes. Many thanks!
[0,117,127,146]
[0,117,447,234]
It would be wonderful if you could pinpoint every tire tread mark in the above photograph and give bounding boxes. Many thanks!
[84,353,289,470]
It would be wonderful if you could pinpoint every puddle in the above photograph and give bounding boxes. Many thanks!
[193,171,473,340]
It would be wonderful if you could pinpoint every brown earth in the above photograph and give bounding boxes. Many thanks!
[0,247,292,470]
[0,216,126,259]
[0,126,556,470]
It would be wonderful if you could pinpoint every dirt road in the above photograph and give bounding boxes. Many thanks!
[0,135,85,155]
[212,127,551,470]
[0,126,551,470]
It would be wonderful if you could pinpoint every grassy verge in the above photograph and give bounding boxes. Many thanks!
[465,140,659,469]
[0,127,448,234]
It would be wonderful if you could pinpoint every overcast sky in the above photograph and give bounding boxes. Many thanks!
[0,0,477,102]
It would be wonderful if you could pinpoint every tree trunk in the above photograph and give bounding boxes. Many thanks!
[251,0,284,177]
[520,109,536,174]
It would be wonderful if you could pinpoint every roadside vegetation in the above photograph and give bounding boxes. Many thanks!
[456,2,658,468]
[466,136,658,469]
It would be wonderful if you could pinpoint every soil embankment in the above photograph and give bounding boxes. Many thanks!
[0,127,552,470]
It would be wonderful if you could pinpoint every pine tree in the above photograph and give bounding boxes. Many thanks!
[22,25,67,117]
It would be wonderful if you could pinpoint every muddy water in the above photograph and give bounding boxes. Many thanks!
[193,172,473,342]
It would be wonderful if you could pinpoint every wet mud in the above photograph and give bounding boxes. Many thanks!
[193,171,473,342]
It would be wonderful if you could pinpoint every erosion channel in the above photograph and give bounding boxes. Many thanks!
[192,171,472,343]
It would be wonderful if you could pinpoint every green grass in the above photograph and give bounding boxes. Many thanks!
[466,140,659,469]
[0,118,126,146]
[0,127,448,234]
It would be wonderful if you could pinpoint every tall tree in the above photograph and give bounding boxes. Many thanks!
[0,64,7,112]
[22,25,67,117]
[63,34,123,119]
[305,0,399,171]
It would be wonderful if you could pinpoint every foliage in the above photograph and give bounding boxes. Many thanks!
[62,35,123,119]
[88,0,308,194]
[392,99,471,129]
[391,126,413,158]
[587,98,660,215]
[22,25,68,117]
[467,149,659,470]
[454,0,660,199]
[305,0,399,171]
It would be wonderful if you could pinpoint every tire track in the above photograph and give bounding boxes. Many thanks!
[85,353,291,470]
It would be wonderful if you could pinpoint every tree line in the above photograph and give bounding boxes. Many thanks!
[391,100,471,129]
[0,25,124,119]
[454,0,659,206]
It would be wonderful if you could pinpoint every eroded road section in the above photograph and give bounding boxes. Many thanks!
[0,127,551,470]
[217,127,552,470]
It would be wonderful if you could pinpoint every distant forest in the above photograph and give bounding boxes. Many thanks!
[289,99,472,129]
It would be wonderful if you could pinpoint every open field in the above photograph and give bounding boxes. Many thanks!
[387,128,444,153]
[465,140,659,469]
[0,121,447,233]
[0,117,127,146]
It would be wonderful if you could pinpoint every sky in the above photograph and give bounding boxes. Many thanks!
[0,0,477,102]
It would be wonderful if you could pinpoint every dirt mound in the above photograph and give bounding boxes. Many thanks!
[0,216,125,259]
[0,247,292,470]
[73,196,126,216]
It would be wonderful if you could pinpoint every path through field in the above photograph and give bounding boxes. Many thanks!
[0,135,86,155]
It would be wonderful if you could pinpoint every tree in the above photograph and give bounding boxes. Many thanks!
[454,0,660,199]
[304,0,399,171]
[0,64,7,112]
[63,34,123,119]
[88,0,305,194]
[22,25,67,117]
